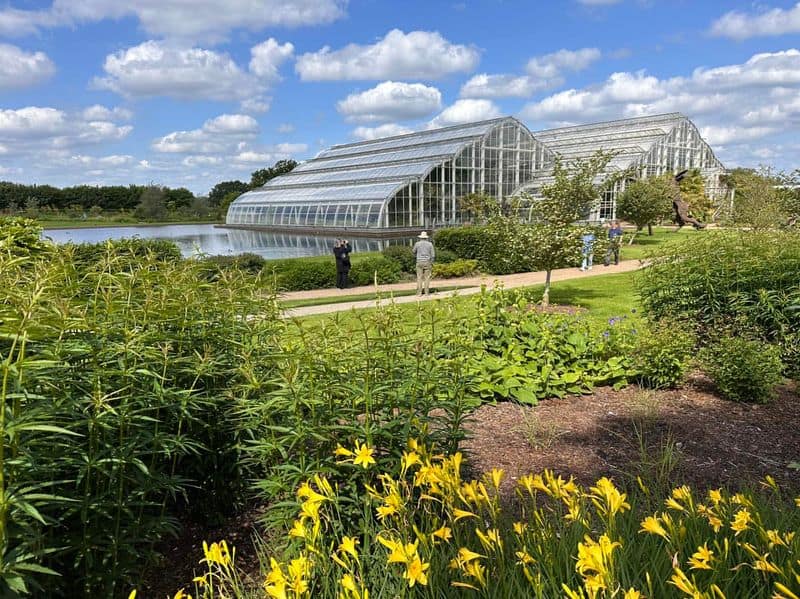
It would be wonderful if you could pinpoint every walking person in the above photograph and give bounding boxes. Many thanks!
[333,239,352,289]
[604,220,623,266]
[412,231,435,296]
[580,230,595,271]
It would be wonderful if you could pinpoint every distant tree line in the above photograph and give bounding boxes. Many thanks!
[208,159,297,211]
[0,182,196,212]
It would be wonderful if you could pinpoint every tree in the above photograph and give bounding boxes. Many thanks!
[678,169,714,221]
[727,168,789,229]
[249,159,297,189]
[527,152,613,306]
[134,186,168,220]
[616,175,673,240]
[208,180,249,207]
[165,187,194,210]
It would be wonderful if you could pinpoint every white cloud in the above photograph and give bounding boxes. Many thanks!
[182,155,223,166]
[337,81,441,122]
[352,123,414,140]
[520,48,800,166]
[0,43,55,89]
[296,29,480,80]
[460,48,601,99]
[249,38,294,80]
[241,98,271,114]
[93,41,262,102]
[427,99,501,129]
[277,123,295,133]
[152,113,259,154]
[460,73,550,98]
[81,105,133,121]
[0,106,132,156]
[526,47,601,79]
[0,0,346,43]
[710,2,800,40]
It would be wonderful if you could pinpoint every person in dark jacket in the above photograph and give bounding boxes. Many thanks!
[333,239,352,289]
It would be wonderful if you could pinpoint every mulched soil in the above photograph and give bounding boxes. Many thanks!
[461,377,800,496]
[146,378,800,596]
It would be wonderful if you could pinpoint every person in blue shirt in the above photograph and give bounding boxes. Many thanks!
[604,220,624,266]
[580,231,595,271]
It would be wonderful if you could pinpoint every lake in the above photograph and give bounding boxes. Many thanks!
[43,224,411,259]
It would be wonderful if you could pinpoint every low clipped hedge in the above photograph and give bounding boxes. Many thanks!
[432,259,479,278]
[349,256,403,286]
[433,226,490,260]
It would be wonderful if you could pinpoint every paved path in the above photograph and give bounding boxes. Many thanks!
[281,260,642,318]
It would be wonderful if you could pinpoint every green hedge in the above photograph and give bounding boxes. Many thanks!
[349,256,403,286]
[433,259,479,278]
[433,226,490,260]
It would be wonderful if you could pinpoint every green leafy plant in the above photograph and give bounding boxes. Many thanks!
[348,256,403,286]
[432,259,478,278]
[700,336,784,403]
[631,322,695,389]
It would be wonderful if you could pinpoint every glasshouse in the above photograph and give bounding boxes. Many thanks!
[225,112,726,229]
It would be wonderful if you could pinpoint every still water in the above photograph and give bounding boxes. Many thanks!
[43,224,410,259]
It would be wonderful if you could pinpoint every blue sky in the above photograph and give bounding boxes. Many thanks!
[1,0,799,195]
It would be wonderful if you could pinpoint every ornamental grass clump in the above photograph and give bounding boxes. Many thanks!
[175,441,800,599]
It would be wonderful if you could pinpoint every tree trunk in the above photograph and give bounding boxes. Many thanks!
[647,224,653,235]
[541,269,552,307]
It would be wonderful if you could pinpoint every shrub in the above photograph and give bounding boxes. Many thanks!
[435,247,458,264]
[637,230,800,375]
[701,336,784,403]
[433,226,490,260]
[432,258,479,278]
[69,237,183,267]
[0,216,51,257]
[631,322,695,389]
[381,244,415,272]
[272,258,336,291]
[200,253,266,280]
[349,256,403,286]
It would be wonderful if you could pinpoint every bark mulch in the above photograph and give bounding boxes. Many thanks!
[461,378,800,496]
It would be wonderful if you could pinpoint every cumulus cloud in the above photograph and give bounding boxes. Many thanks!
[352,123,414,140]
[460,73,551,98]
[460,48,601,99]
[249,38,294,80]
[152,113,260,154]
[427,99,501,129]
[710,2,800,40]
[520,48,800,166]
[0,106,131,150]
[93,41,260,101]
[0,0,346,43]
[526,47,601,79]
[296,29,480,80]
[0,43,55,90]
[337,81,441,122]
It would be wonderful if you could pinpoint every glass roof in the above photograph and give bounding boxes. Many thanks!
[317,119,504,160]
[235,181,405,205]
[533,113,686,164]
[264,162,435,188]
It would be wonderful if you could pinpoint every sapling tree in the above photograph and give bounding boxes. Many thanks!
[616,175,674,241]
[525,151,613,306]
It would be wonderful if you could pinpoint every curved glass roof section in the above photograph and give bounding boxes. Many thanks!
[228,116,535,211]
[520,112,724,188]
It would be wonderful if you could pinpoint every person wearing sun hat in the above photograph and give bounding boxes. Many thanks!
[412,231,435,296]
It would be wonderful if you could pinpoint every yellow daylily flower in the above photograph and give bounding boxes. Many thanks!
[687,543,714,570]
[352,440,376,469]
[403,556,430,587]
[202,540,231,567]
[334,444,354,457]
[173,590,192,599]
[432,525,452,543]
[264,558,288,599]
[513,521,528,535]
[708,488,723,505]
[515,550,536,565]
[670,567,700,597]
[624,589,642,599]
[640,515,670,541]
[590,477,630,518]
[774,582,800,599]
[488,468,504,490]
[452,508,477,521]
[339,536,359,560]
[731,508,752,535]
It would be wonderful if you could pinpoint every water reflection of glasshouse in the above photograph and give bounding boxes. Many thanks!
[226,228,407,259]
[226,112,726,229]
